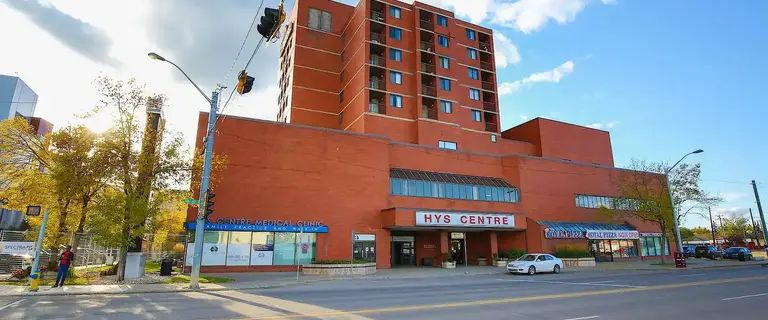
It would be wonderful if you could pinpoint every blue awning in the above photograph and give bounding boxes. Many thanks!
[541,221,635,239]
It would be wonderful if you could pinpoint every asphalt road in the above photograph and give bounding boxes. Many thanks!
[2,266,767,320]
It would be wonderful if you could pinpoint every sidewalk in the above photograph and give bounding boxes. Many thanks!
[2,260,764,297]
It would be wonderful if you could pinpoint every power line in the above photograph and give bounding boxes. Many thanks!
[217,36,266,123]
[220,0,266,84]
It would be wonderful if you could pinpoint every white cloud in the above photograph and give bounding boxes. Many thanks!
[398,0,493,24]
[585,121,619,130]
[493,33,521,68]
[492,0,589,34]
[498,60,575,95]
[601,0,617,4]
[719,192,749,203]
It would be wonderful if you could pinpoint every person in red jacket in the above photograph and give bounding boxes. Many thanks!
[53,246,74,288]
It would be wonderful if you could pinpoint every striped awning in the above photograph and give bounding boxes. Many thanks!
[390,168,513,188]
[541,221,636,239]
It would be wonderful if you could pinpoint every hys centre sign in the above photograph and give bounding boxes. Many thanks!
[416,211,515,228]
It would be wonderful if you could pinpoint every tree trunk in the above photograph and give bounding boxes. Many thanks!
[71,198,90,255]
[116,206,132,282]
[659,222,667,265]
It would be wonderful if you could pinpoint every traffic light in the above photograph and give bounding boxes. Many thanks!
[236,70,254,95]
[204,192,215,221]
[257,8,281,39]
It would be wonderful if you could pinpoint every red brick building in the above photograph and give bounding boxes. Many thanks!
[185,0,669,272]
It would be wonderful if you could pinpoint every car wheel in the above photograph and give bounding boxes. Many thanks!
[528,266,536,275]
[553,265,561,274]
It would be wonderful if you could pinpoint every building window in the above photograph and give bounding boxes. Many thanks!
[390,6,401,19]
[339,90,344,102]
[575,194,640,210]
[471,110,481,122]
[469,88,480,100]
[439,100,452,113]
[390,94,403,108]
[438,140,457,150]
[308,8,332,32]
[437,15,448,26]
[390,71,402,84]
[341,50,345,61]
[438,35,449,47]
[439,56,449,69]
[468,68,479,80]
[639,236,669,257]
[340,70,344,82]
[467,48,478,60]
[490,134,497,143]
[390,169,520,203]
[466,28,476,40]
[439,78,451,91]
[389,27,402,40]
[389,48,402,61]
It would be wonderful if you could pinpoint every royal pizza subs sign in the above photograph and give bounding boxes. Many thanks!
[416,211,515,228]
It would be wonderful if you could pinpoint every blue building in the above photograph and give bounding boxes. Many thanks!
[0,75,39,231]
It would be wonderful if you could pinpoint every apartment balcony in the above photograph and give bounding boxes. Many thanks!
[370,32,386,44]
[369,77,385,91]
[419,19,433,30]
[371,10,385,23]
[370,54,385,67]
[421,84,436,97]
[479,41,492,52]
[421,105,438,120]
[420,62,435,74]
[485,121,498,132]
[481,81,495,91]
[420,41,434,52]
[369,101,385,114]
[483,101,496,112]
[480,60,494,71]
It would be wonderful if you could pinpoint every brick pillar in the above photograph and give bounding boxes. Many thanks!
[439,231,450,263]
[489,231,498,260]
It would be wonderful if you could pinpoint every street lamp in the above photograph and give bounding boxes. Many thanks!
[667,149,703,255]
[149,51,220,289]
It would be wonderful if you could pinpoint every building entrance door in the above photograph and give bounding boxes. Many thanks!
[450,232,466,265]
[391,236,415,266]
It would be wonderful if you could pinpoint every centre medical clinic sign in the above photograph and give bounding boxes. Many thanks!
[416,211,515,228]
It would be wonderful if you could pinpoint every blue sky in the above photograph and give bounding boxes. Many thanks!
[1,0,766,229]
[488,1,768,228]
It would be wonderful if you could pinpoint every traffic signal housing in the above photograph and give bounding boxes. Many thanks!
[236,70,254,95]
[257,8,281,39]
[204,192,215,221]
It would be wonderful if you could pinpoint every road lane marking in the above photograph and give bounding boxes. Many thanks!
[0,299,25,311]
[497,279,645,288]
[722,292,768,301]
[563,316,599,320]
[245,275,768,319]
[585,280,618,284]
[679,273,706,277]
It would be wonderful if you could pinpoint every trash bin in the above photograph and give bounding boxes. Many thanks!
[160,258,174,276]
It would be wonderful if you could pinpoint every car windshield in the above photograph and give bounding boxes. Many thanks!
[516,254,537,261]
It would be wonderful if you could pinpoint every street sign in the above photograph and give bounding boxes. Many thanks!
[184,198,200,205]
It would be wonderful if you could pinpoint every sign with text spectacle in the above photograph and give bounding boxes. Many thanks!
[586,230,639,240]
[0,242,35,255]
[416,212,515,228]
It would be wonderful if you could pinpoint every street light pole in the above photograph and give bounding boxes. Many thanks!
[666,149,703,254]
[149,52,220,289]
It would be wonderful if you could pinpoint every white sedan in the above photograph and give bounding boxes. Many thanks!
[506,253,563,275]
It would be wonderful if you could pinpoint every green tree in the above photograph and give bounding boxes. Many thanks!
[720,216,751,246]
[679,227,695,241]
[84,76,190,281]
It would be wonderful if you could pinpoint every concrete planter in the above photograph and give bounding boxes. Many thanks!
[302,263,376,276]
[441,261,456,269]
[495,259,509,267]
[561,257,596,268]
[477,258,488,266]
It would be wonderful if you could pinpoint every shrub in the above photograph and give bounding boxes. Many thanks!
[99,264,118,276]
[311,259,370,265]
[553,245,592,258]
[11,268,29,280]
[442,252,454,262]
[503,249,527,260]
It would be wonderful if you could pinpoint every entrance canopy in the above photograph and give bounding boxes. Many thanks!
[542,221,637,239]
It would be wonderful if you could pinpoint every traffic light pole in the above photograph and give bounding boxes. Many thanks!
[189,90,220,289]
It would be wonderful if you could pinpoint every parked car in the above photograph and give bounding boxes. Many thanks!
[507,254,563,275]
[693,245,723,259]
[682,245,696,258]
[723,247,753,261]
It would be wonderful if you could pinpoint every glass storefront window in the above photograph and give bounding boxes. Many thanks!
[295,233,317,265]
[202,231,228,265]
[273,233,297,265]
[226,232,252,266]
[250,232,275,265]
[640,236,669,256]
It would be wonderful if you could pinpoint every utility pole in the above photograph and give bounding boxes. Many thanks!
[708,206,716,245]
[749,208,760,247]
[752,180,768,252]
[28,207,49,292]
[189,89,221,289]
